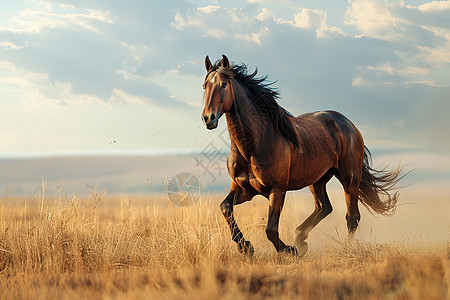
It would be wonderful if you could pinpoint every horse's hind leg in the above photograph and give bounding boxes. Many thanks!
[294,173,333,256]
[344,190,360,236]
[336,172,361,236]
[220,183,254,255]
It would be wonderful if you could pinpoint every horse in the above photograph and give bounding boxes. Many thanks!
[201,55,404,256]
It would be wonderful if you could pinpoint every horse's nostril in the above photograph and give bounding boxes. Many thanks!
[202,115,208,123]
[210,113,215,121]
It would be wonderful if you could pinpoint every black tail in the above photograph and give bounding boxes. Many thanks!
[358,146,405,216]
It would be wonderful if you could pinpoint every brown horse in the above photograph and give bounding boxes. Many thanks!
[201,55,404,256]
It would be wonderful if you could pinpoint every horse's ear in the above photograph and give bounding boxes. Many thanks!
[205,55,213,72]
[221,54,229,69]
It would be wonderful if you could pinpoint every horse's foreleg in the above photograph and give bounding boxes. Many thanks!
[266,190,297,254]
[220,185,254,255]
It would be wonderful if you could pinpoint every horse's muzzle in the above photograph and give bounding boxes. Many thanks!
[202,113,219,130]
[205,120,218,130]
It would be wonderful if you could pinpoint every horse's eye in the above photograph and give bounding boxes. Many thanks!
[221,82,227,89]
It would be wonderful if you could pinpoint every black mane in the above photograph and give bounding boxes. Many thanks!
[211,59,299,148]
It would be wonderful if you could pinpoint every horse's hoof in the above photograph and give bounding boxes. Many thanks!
[238,241,254,256]
[295,241,308,258]
[346,232,356,244]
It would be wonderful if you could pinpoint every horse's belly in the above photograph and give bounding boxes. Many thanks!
[287,175,324,190]
[288,155,336,189]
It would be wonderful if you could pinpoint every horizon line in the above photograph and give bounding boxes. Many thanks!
[0,148,230,159]
[0,145,433,160]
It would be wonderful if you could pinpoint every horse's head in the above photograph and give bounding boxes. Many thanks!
[202,55,234,130]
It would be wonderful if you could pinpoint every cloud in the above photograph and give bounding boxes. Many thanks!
[345,0,401,40]
[344,0,450,95]
[8,0,446,111]
[0,0,195,107]
[0,0,113,34]
[173,5,270,43]
[344,0,449,67]
[352,76,365,87]
[0,0,449,156]
[171,2,448,135]
[0,40,27,50]
[345,1,450,53]
[416,27,450,66]
[365,64,428,77]
[174,5,344,41]
[292,8,345,38]
[255,7,273,21]
[418,1,450,13]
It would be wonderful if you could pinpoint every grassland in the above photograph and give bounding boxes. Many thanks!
[0,188,448,299]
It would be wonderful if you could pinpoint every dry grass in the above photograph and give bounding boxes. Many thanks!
[0,189,448,299]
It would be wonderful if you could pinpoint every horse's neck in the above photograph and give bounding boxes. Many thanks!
[225,92,270,160]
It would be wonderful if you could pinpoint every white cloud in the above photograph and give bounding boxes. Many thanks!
[110,88,149,105]
[417,27,450,66]
[236,27,269,44]
[404,80,450,87]
[418,1,450,12]
[293,8,344,38]
[173,5,266,42]
[345,0,450,88]
[0,60,103,106]
[173,11,204,30]
[345,0,402,40]
[294,8,326,29]
[355,61,447,88]
[352,76,365,86]
[173,5,345,43]
[0,1,196,108]
[197,5,221,14]
[255,7,273,21]
[0,58,187,110]
[365,63,428,77]
[0,0,113,34]
[0,40,27,50]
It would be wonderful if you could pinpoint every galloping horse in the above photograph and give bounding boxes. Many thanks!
[201,55,403,256]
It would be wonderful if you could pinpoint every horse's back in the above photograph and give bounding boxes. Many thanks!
[296,110,351,126]
[294,110,364,165]
[295,110,361,139]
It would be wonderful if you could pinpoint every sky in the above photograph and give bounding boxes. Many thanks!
[0,0,449,175]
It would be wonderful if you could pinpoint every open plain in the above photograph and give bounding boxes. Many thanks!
[0,186,448,299]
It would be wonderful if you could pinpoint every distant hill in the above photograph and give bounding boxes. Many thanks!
[0,154,231,197]
[0,150,445,198]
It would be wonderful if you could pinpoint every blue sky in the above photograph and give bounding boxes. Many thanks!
[0,0,449,175]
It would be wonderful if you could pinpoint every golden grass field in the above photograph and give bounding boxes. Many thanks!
[0,186,448,299]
